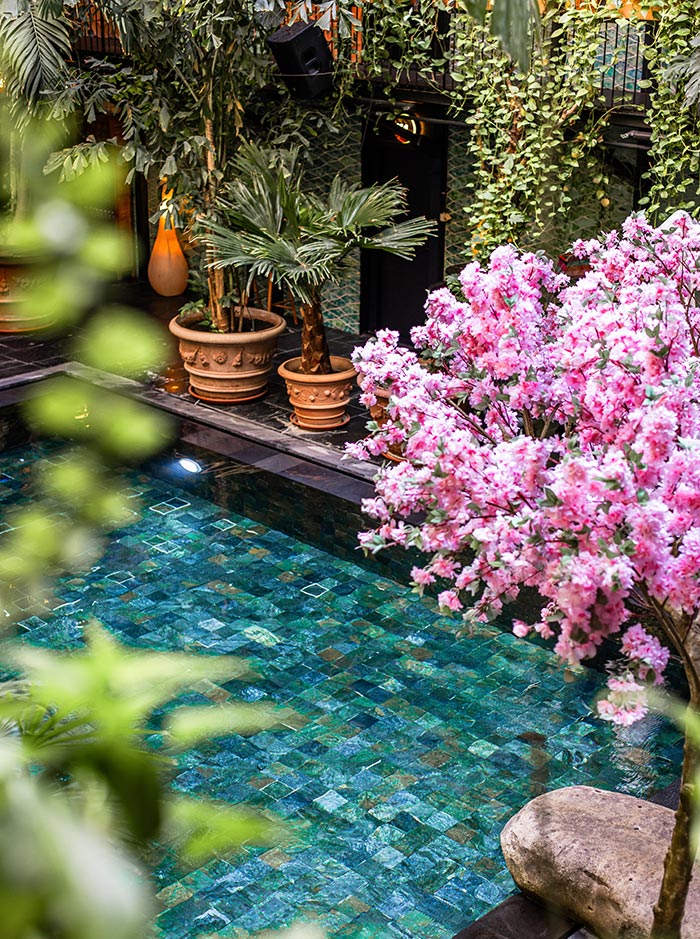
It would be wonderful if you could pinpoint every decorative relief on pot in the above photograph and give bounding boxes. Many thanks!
[0,272,9,296]
[290,383,352,404]
[248,351,272,367]
[169,309,285,404]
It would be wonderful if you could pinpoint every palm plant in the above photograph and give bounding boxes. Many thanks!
[0,0,70,115]
[0,0,68,227]
[202,141,434,375]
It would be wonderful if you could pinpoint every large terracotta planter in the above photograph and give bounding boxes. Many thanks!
[169,308,286,403]
[278,355,356,430]
[0,255,48,332]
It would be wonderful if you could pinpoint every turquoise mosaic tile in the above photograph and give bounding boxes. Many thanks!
[0,440,684,939]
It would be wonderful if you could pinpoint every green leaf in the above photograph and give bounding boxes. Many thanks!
[24,377,95,438]
[79,231,132,274]
[97,397,173,459]
[168,797,279,863]
[166,703,291,747]
[541,486,563,507]
[490,0,539,72]
[0,7,70,104]
[76,307,165,377]
[8,625,253,728]
[0,771,153,939]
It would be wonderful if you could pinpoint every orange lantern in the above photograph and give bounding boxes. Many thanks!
[147,187,189,297]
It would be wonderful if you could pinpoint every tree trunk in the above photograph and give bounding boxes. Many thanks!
[203,117,227,332]
[651,697,700,939]
[299,296,332,375]
[207,266,226,332]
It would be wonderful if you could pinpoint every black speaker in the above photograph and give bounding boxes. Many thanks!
[267,22,333,99]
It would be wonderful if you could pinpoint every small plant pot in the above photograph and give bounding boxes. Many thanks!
[369,387,406,462]
[278,356,357,430]
[169,307,286,403]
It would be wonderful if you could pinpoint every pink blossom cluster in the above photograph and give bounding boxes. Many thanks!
[597,675,649,726]
[351,213,700,725]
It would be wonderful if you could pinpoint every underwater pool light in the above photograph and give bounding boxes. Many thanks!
[177,457,202,474]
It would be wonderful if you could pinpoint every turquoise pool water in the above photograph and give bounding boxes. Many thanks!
[1,440,683,939]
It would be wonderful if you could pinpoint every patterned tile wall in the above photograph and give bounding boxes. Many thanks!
[444,128,474,276]
[303,125,364,335]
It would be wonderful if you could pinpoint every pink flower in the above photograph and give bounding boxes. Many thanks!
[412,566,435,587]
[598,672,649,725]
[438,590,463,612]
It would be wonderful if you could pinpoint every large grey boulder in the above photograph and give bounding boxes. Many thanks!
[500,785,700,939]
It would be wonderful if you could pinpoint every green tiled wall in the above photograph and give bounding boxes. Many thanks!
[304,125,363,335]
[445,127,475,275]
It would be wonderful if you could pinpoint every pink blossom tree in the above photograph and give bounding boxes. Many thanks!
[349,213,700,939]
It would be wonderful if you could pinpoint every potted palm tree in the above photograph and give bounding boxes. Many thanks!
[201,141,434,429]
[167,144,291,403]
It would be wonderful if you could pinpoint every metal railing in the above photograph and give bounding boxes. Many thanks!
[71,1,123,58]
[71,0,653,109]
[598,18,653,108]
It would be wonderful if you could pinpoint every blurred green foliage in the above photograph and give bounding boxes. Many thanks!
[2,118,172,612]
[0,116,293,939]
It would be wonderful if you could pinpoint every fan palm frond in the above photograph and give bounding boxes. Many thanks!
[324,176,409,232]
[201,142,435,318]
[360,216,437,258]
[0,2,70,105]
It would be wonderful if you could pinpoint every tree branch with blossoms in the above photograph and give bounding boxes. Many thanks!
[349,213,700,939]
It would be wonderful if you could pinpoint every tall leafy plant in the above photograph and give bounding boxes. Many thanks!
[44,0,272,322]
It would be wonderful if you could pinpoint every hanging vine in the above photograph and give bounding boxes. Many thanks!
[641,0,700,218]
[350,1,626,260]
[447,2,617,258]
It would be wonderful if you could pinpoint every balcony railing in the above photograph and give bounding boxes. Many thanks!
[598,18,653,108]
[71,0,653,109]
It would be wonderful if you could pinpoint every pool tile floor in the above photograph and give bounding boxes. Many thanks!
[2,441,683,939]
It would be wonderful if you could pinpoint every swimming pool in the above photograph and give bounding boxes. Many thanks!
[0,431,683,939]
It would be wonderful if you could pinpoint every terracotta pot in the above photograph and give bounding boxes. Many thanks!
[0,255,49,332]
[369,387,406,462]
[278,356,356,430]
[169,307,286,403]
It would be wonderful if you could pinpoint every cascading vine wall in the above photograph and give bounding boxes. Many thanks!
[345,0,700,260]
[642,0,700,217]
[447,2,616,258]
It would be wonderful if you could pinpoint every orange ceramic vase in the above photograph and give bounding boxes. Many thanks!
[148,196,189,297]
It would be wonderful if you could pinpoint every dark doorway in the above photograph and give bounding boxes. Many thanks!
[360,109,447,339]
